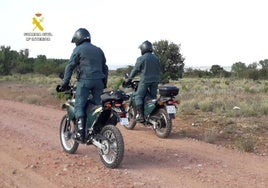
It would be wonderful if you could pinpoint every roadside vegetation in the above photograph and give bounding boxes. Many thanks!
[0,74,267,155]
[170,78,267,155]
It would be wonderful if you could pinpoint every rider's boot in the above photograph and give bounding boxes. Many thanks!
[136,105,145,123]
[76,117,86,143]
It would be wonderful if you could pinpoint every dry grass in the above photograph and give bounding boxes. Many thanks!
[170,78,268,155]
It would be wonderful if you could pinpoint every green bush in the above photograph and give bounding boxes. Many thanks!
[235,136,256,152]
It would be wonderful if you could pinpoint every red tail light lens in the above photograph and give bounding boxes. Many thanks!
[120,113,126,118]
[168,100,174,105]
[115,102,121,107]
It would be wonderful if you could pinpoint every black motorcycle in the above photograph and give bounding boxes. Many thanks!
[122,74,180,138]
[56,81,129,168]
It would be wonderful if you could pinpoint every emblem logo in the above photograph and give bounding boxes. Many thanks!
[23,13,53,41]
[32,13,44,31]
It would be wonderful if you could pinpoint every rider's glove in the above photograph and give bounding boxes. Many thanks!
[122,79,132,88]
[56,82,70,92]
[61,82,69,90]
[126,79,132,84]
[56,85,62,92]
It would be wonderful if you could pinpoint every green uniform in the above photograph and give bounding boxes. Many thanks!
[63,41,108,118]
[128,52,160,106]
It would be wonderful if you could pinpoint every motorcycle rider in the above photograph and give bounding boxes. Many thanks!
[61,28,108,142]
[126,40,161,123]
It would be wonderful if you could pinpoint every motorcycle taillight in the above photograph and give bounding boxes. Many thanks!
[119,113,126,118]
[168,100,174,105]
[115,102,121,107]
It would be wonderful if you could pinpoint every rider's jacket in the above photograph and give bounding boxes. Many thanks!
[63,41,108,83]
[129,52,161,83]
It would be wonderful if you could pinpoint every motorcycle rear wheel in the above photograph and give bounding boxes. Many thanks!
[153,108,172,138]
[59,115,79,154]
[99,125,124,168]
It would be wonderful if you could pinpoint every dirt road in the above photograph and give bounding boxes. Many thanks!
[0,99,267,188]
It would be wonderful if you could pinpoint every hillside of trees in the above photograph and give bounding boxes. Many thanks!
[0,46,67,76]
[1,44,267,81]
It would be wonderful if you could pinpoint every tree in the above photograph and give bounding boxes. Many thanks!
[184,68,211,78]
[210,65,223,76]
[0,46,19,75]
[210,65,231,78]
[114,65,133,76]
[153,40,185,83]
[19,49,29,59]
[257,59,268,79]
[247,62,258,69]
[231,62,247,77]
[259,59,268,70]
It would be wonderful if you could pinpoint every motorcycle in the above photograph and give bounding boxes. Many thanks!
[122,74,180,138]
[56,79,129,168]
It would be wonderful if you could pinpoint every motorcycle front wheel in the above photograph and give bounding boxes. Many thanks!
[124,105,137,130]
[154,108,172,138]
[99,125,124,168]
[59,115,79,154]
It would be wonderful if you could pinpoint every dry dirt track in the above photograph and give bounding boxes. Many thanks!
[0,99,267,188]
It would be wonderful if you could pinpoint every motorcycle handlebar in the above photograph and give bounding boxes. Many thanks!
[122,81,130,88]
[56,85,72,93]
[122,80,139,90]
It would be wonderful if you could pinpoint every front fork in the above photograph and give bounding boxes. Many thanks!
[62,102,76,122]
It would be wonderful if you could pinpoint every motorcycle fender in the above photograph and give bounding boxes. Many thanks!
[66,105,75,120]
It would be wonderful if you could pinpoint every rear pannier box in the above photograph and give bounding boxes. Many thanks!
[159,85,179,97]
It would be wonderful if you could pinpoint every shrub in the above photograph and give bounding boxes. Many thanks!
[204,126,218,143]
[235,136,256,152]
[23,95,42,105]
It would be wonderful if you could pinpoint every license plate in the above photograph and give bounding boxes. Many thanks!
[120,118,129,126]
[167,105,176,114]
